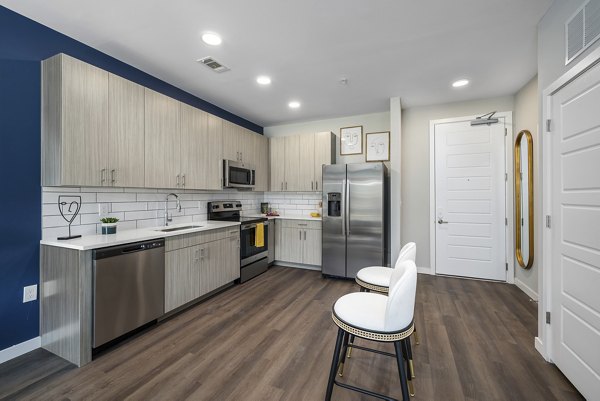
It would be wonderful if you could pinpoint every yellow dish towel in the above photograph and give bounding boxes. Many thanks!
[255,223,265,247]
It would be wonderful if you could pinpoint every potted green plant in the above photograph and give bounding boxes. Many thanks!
[100,217,119,234]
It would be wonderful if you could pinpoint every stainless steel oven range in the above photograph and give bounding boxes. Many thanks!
[208,201,268,282]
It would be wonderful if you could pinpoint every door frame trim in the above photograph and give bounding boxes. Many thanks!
[540,45,600,362]
[428,112,514,283]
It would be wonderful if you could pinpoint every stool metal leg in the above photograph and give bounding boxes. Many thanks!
[325,328,345,401]
[347,334,355,358]
[400,339,415,396]
[413,326,420,345]
[338,331,350,377]
[394,341,411,401]
[406,337,415,379]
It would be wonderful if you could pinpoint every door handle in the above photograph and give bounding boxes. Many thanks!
[437,218,449,224]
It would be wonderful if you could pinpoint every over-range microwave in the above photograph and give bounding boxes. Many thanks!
[223,160,255,189]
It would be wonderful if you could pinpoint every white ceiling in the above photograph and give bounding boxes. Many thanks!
[1,0,552,127]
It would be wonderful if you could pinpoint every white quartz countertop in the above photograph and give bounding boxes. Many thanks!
[40,221,241,251]
[245,214,322,221]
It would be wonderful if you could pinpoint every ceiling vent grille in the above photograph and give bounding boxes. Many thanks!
[566,0,600,65]
[197,57,230,73]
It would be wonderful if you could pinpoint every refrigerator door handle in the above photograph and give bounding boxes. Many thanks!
[346,178,351,236]
[341,178,347,236]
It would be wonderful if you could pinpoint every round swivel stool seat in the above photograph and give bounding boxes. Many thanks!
[355,267,394,294]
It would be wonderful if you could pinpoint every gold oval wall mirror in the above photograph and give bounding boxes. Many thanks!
[515,130,534,269]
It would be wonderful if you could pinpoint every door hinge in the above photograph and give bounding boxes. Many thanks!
[546,311,551,324]
[546,119,552,132]
[546,215,551,228]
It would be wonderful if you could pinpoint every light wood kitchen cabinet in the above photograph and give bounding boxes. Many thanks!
[269,132,335,192]
[42,53,109,187]
[222,121,255,164]
[254,134,270,191]
[270,137,286,191]
[108,74,145,187]
[206,115,224,190]
[314,131,336,191]
[275,219,322,266]
[144,88,181,189]
[165,228,240,313]
[298,133,315,191]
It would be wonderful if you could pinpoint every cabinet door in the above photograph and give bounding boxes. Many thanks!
[222,235,241,283]
[240,128,256,166]
[270,137,286,191]
[108,74,144,187]
[314,131,334,192]
[302,229,322,266]
[60,55,108,186]
[165,247,199,312]
[180,103,208,189]
[144,89,180,189]
[206,115,224,190]
[278,227,303,263]
[298,133,315,191]
[222,120,239,162]
[284,135,301,191]
[254,134,269,191]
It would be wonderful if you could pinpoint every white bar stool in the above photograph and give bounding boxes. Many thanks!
[325,260,417,401]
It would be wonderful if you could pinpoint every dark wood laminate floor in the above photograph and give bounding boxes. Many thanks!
[0,267,583,401]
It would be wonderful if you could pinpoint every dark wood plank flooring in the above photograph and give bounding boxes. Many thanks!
[0,267,583,401]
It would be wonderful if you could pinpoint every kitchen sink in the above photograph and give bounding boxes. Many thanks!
[155,225,203,232]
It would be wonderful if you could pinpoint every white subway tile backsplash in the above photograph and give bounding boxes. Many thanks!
[97,192,137,202]
[41,187,319,238]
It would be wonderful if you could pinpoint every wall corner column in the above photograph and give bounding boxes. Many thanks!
[390,97,402,263]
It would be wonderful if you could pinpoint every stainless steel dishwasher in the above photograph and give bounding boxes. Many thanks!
[93,239,165,348]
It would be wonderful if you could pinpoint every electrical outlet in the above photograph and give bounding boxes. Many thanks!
[98,203,109,216]
[23,284,37,303]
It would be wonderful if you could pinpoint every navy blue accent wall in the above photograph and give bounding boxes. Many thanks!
[0,5,262,352]
[0,59,41,350]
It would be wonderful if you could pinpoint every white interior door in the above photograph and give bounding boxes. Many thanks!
[550,60,600,401]
[435,119,506,281]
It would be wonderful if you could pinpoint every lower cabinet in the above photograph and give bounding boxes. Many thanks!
[165,229,240,313]
[275,220,322,266]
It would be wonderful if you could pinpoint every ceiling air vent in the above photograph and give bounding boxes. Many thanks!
[566,0,600,65]
[197,56,230,73]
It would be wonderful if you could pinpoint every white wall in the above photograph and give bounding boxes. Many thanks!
[401,96,515,269]
[513,76,539,300]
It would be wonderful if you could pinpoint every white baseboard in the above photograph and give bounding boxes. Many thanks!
[515,278,538,301]
[417,266,433,275]
[0,337,41,365]
[534,337,549,361]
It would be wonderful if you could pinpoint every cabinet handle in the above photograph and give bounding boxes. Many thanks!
[316,181,318,190]
[285,182,288,190]
[111,169,116,186]
[311,181,314,191]
[237,151,240,161]
[304,230,306,240]
[182,174,186,188]
[299,230,302,241]
[176,174,180,187]
[281,182,283,191]
[240,152,243,161]
[101,168,106,185]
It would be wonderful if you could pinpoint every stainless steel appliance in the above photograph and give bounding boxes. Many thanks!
[93,239,165,348]
[223,160,255,188]
[322,163,390,278]
[208,201,268,282]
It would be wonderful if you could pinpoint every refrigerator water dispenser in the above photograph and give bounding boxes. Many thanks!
[327,193,342,216]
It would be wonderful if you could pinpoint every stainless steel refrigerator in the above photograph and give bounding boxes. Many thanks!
[322,163,390,278]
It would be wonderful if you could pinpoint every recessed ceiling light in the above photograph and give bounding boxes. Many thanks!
[202,32,222,46]
[257,76,271,85]
[452,79,469,88]
[288,101,301,109]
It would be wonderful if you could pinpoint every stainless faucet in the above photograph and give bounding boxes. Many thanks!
[164,193,181,226]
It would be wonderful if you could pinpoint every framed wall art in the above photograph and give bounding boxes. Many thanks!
[366,131,390,162]
[340,126,363,155]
